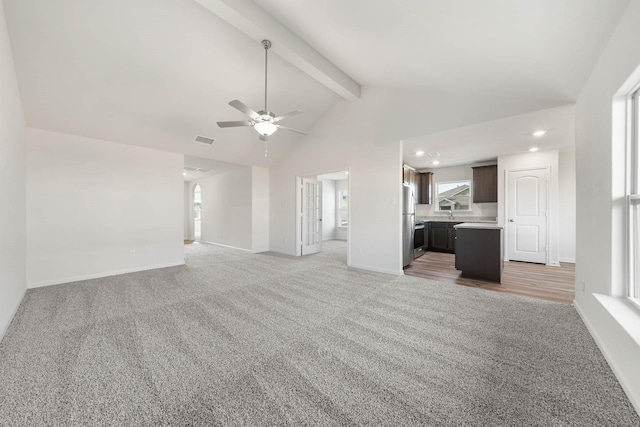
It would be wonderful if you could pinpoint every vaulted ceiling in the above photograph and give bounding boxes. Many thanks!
[3,0,630,168]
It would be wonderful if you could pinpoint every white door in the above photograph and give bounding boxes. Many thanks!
[507,168,548,263]
[301,178,322,255]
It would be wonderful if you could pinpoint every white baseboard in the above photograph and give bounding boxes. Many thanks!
[28,261,186,289]
[0,287,27,344]
[348,262,403,276]
[269,249,297,256]
[558,257,576,263]
[199,240,253,252]
[574,299,640,416]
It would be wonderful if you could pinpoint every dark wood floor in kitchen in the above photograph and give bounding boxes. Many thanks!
[404,251,575,304]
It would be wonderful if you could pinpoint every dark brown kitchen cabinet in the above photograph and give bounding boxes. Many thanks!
[402,165,416,187]
[455,226,503,283]
[427,222,461,253]
[417,172,432,205]
[403,166,432,204]
[472,165,498,203]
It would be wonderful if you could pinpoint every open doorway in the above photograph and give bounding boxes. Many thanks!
[297,170,349,262]
[194,183,202,241]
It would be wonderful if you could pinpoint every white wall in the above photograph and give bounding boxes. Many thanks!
[574,0,640,412]
[415,163,498,219]
[0,2,26,340]
[200,166,252,250]
[251,166,269,252]
[497,150,560,266]
[559,148,576,263]
[269,90,400,272]
[198,166,268,252]
[26,128,184,287]
[319,179,336,240]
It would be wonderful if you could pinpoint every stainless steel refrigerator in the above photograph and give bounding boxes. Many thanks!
[402,184,415,267]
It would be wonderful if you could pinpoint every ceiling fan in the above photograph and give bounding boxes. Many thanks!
[217,39,306,156]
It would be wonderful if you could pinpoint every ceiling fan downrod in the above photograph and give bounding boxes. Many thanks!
[262,39,271,113]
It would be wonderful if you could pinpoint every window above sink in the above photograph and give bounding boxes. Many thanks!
[435,180,471,212]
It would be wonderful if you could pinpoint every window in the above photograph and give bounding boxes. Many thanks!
[435,180,471,211]
[338,189,348,227]
[629,88,640,299]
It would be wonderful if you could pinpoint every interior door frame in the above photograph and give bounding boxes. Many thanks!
[301,177,323,255]
[295,169,351,263]
[504,165,550,264]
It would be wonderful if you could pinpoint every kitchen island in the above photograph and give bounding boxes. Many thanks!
[454,223,503,283]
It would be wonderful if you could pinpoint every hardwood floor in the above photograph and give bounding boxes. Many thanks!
[404,251,575,304]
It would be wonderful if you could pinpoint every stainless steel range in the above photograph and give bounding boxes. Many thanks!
[414,221,425,258]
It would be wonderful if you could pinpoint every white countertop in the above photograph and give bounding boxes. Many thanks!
[453,222,502,229]
[417,216,497,223]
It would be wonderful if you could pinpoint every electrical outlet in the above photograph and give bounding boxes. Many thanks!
[129,250,135,257]
[581,280,586,294]
[357,247,362,254]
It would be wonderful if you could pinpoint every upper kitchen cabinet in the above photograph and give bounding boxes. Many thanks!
[403,165,432,204]
[417,172,432,205]
[402,165,416,187]
[472,165,498,203]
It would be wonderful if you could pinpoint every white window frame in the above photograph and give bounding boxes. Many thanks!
[435,179,472,212]
[628,87,640,300]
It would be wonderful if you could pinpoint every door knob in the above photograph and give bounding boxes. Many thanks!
[509,219,514,222]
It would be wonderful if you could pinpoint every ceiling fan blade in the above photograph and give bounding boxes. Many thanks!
[273,110,303,122]
[277,125,307,135]
[229,100,260,119]
[217,120,253,128]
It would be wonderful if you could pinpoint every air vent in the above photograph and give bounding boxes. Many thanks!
[194,135,215,145]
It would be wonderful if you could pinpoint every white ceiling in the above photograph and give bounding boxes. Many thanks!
[4,0,340,168]
[3,0,630,168]
[256,0,629,100]
[403,105,576,170]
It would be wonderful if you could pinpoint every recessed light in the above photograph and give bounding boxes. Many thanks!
[432,160,440,165]
[529,147,539,152]
[183,172,187,176]
[345,171,349,175]
[416,150,425,156]
[532,130,546,137]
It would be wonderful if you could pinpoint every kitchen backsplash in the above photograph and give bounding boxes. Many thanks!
[415,202,497,219]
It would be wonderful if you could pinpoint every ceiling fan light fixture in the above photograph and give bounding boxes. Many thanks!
[254,121,278,136]
[216,39,306,156]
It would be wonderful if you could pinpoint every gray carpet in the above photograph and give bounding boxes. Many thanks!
[0,241,638,426]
